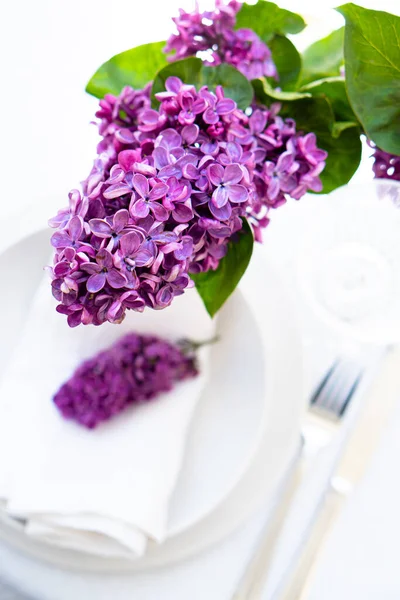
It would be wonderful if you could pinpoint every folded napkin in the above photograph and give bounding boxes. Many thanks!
[0,275,214,557]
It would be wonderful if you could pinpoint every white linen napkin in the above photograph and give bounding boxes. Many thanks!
[0,275,214,557]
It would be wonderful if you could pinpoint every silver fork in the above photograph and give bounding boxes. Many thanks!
[232,357,365,600]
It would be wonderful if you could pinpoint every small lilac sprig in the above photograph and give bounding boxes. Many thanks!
[53,332,215,429]
[369,141,400,182]
[49,78,327,327]
[165,0,277,81]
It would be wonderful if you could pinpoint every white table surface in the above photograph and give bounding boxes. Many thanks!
[2,0,400,598]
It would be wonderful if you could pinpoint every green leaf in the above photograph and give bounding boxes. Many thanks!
[152,58,254,110]
[235,1,306,42]
[280,96,362,193]
[191,220,254,317]
[301,76,357,122]
[252,78,311,103]
[86,41,168,99]
[332,120,359,138]
[337,3,400,155]
[268,35,302,90]
[300,27,344,85]
[199,63,254,110]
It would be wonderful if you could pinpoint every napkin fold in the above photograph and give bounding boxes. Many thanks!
[0,275,214,557]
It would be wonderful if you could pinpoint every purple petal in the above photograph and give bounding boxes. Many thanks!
[267,177,280,201]
[182,163,199,180]
[209,201,232,221]
[276,151,294,173]
[149,182,168,201]
[97,249,113,269]
[115,128,135,144]
[208,163,224,186]
[130,198,150,219]
[172,201,194,223]
[174,236,193,260]
[156,285,174,308]
[53,262,70,277]
[107,269,127,289]
[132,173,149,199]
[150,201,169,222]
[133,162,157,176]
[181,124,199,145]
[107,165,125,185]
[166,76,183,93]
[192,97,207,114]
[67,311,83,328]
[227,183,248,203]
[157,128,182,150]
[87,272,106,293]
[203,107,219,125]
[120,231,142,256]
[158,164,182,179]
[212,185,229,208]
[216,98,236,115]
[118,150,138,172]
[225,142,242,162]
[103,183,132,199]
[153,147,170,170]
[249,110,267,134]
[69,215,83,242]
[135,248,155,267]
[81,262,101,275]
[223,163,243,185]
[113,209,129,232]
[51,231,71,249]
[89,219,112,237]
[141,109,161,126]
[201,140,219,156]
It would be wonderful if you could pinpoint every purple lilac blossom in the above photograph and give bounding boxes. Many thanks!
[49,78,327,326]
[53,333,198,429]
[165,0,277,80]
[369,141,400,182]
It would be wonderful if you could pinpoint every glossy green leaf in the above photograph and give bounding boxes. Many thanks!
[300,27,344,85]
[281,96,362,193]
[301,76,357,122]
[191,220,254,317]
[337,3,400,155]
[252,78,311,103]
[268,35,302,90]
[152,58,254,110]
[86,41,168,99]
[235,1,306,42]
[332,120,359,138]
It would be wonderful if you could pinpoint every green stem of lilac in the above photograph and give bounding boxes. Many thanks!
[179,335,220,354]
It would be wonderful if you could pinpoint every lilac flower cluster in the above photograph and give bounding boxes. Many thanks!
[165,0,277,80]
[53,333,198,429]
[370,142,400,182]
[49,78,327,326]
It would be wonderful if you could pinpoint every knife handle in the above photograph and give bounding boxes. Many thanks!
[232,457,304,600]
[278,483,347,600]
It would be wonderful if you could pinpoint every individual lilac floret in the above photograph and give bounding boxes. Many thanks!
[165,0,277,80]
[369,141,400,181]
[49,77,327,326]
[53,333,199,429]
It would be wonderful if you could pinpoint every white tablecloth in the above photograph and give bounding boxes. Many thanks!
[2,0,400,597]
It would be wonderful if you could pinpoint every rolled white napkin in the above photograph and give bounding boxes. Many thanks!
[0,275,214,557]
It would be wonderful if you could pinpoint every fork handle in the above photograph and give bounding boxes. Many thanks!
[232,458,304,600]
[278,484,346,600]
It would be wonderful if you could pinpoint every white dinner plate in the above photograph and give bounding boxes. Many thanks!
[0,206,303,580]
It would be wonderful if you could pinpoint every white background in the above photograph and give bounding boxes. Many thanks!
[1,1,400,598]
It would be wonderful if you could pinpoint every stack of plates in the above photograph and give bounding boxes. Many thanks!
[0,209,303,593]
